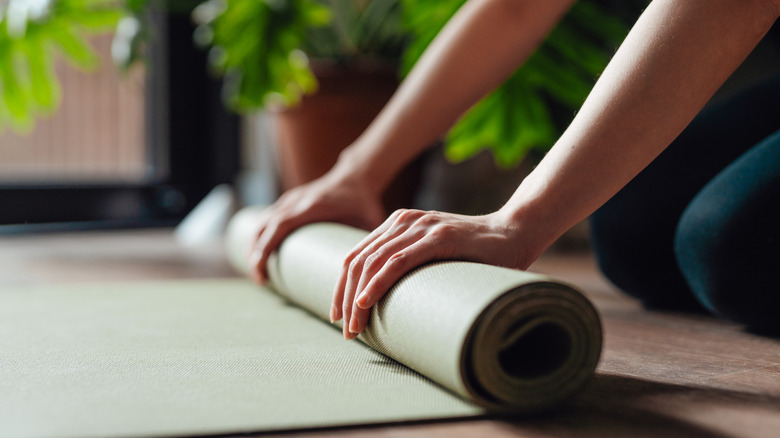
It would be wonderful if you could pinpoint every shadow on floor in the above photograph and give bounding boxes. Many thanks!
[501,373,780,438]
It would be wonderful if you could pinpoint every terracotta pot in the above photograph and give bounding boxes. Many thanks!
[273,62,421,212]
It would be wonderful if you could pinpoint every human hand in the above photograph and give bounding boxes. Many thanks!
[249,170,386,284]
[331,208,541,340]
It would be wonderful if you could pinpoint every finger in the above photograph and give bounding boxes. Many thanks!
[339,214,416,339]
[249,216,298,284]
[330,264,348,323]
[331,210,405,325]
[340,247,379,339]
[351,209,410,254]
[348,227,428,334]
[247,221,268,284]
[356,234,444,312]
[330,238,373,324]
[348,305,371,336]
[249,223,277,284]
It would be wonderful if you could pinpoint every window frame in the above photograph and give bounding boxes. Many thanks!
[0,10,240,232]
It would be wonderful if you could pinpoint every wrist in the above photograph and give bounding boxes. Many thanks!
[492,194,567,265]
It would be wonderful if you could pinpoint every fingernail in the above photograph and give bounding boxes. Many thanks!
[331,306,341,323]
[348,316,362,334]
[356,291,366,306]
[329,305,337,323]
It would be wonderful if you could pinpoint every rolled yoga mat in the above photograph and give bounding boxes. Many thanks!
[0,208,601,438]
[227,207,603,412]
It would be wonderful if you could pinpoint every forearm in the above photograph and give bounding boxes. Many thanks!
[500,0,780,255]
[333,0,575,195]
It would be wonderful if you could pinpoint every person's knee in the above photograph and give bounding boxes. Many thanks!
[676,131,780,333]
[590,206,698,309]
[675,196,780,333]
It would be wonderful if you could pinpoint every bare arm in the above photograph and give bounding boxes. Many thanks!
[336,0,576,195]
[336,0,780,338]
[250,0,575,283]
[500,0,780,256]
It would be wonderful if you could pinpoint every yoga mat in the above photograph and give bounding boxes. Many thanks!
[0,208,601,437]
[0,280,479,438]
[227,207,603,411]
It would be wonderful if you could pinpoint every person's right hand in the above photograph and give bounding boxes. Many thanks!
[248,169,386,285]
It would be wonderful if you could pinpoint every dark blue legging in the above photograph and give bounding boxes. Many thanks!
[590,71,780,333]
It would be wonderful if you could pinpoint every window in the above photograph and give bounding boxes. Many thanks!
[0,35,148,185]
[0,11,240,232]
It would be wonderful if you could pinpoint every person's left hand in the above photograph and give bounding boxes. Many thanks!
[330,208,541,340]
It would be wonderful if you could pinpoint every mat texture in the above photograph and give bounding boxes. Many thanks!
[0,279,479,438]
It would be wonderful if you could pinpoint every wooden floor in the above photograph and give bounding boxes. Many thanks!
[1,228,778,438]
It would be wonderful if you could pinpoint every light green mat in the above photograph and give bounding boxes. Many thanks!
[0,208,602,437]
[227,209,602,411]
[0,279,479,438]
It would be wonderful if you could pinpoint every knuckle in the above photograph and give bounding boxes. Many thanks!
[430,223,456,239]
[386,251,407,269]
[364,251,392,272]
[364,252,383,272]
[348,253,371,279]
[348,256,363,274]
[416,213,442,228]
[344,248,361,265]
[388,209,406,220]
[395,208,422,223]
[341,256,353,271]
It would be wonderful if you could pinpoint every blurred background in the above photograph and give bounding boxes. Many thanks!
[1,0,777,245]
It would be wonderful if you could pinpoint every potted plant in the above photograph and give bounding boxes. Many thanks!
[190,0,412,208]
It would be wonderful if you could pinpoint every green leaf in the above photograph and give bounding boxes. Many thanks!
[0,0,124,134]
[46,20,99,69]
[202,0,333,112]
[0,51,32,129]
[63,9,123,31]
[402,0,629,167]
[23,39,60,110]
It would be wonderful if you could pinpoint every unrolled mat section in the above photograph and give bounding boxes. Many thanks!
[0,279,480,438]
[227,207,603,411]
